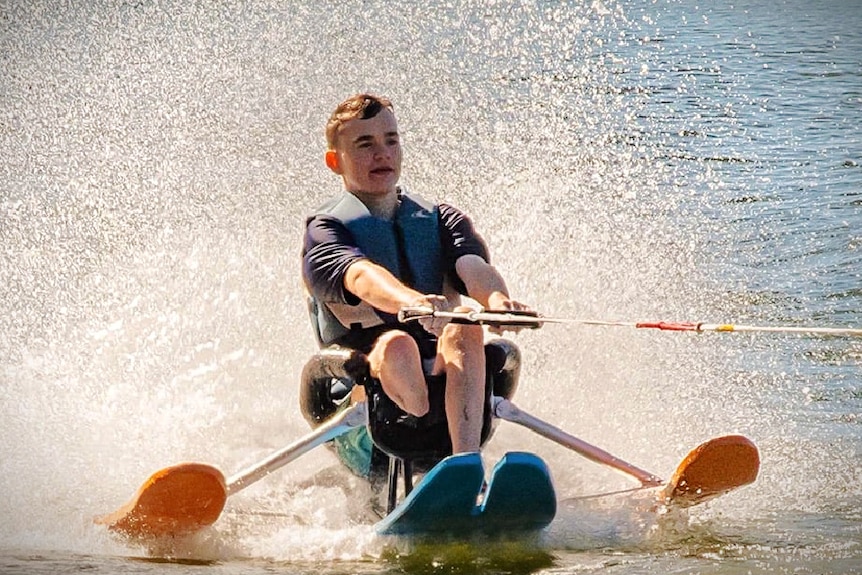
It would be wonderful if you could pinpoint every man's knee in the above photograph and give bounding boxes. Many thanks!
[370,330,420,368]
[368,330,429,416]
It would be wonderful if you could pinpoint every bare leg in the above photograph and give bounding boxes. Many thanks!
[436,309,486,453]
[367,330,429,417]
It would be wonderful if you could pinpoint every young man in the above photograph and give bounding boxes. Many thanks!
[302,93,529,457]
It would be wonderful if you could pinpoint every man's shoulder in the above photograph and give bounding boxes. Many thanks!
[310,192,350,216]
[436,202,472,226]
[304,200,352,238]
[310,191,376,222]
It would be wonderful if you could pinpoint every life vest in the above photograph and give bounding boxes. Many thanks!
[308,190,444,347]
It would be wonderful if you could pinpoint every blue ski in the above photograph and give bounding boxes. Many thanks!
[376,451,556,536]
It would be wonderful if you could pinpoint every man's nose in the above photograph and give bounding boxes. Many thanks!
[371,143,389,159]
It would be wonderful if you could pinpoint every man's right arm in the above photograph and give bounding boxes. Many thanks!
[302,215,364,304]
[304,216,445,328]
[344,259,425,315]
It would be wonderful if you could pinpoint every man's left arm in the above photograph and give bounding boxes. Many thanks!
[438,203,529,312]
[455,254,528,312]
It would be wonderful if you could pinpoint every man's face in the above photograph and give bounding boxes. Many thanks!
[327,108,402,196]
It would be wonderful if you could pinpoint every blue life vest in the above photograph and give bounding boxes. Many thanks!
[308,190,444,346]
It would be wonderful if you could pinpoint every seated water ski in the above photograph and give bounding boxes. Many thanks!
[96,304,758,539]
[299,336,560,534]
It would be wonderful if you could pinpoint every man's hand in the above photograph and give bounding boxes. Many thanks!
[409,294,451,336]
[486,294,532,335]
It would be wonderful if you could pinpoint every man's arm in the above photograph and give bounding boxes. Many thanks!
[345,259,451,335]
[438,203,529,316]
[305,214,451,334]
[454,254,516,310]
[344,259,425,315]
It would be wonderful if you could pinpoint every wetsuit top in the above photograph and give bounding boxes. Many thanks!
[302,189,489,356]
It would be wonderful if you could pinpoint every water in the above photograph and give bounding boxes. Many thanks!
[1,0,860,573]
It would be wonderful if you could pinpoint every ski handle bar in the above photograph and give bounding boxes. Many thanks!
[397,306,862,337]
[398,307,547,328]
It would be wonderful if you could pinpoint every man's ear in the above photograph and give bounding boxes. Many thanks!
[325,150,341,173]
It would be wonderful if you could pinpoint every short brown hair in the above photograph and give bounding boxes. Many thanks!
[325,93,394,149]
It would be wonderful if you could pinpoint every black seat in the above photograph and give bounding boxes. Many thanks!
[299,339,522,511]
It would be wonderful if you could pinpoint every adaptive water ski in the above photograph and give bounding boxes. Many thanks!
[96,400,759,540]
[94,307,783,542]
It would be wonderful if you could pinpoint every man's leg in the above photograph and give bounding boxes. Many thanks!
[436,309,486,453]
[367,330,429,417]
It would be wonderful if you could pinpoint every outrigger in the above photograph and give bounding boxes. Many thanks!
[97,308,763,540]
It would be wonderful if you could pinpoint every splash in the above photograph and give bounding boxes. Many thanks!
[0,0,828,564]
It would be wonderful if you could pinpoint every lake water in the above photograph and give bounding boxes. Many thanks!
[1,0,860,573]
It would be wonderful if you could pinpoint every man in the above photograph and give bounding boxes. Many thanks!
[302,93,528,462]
